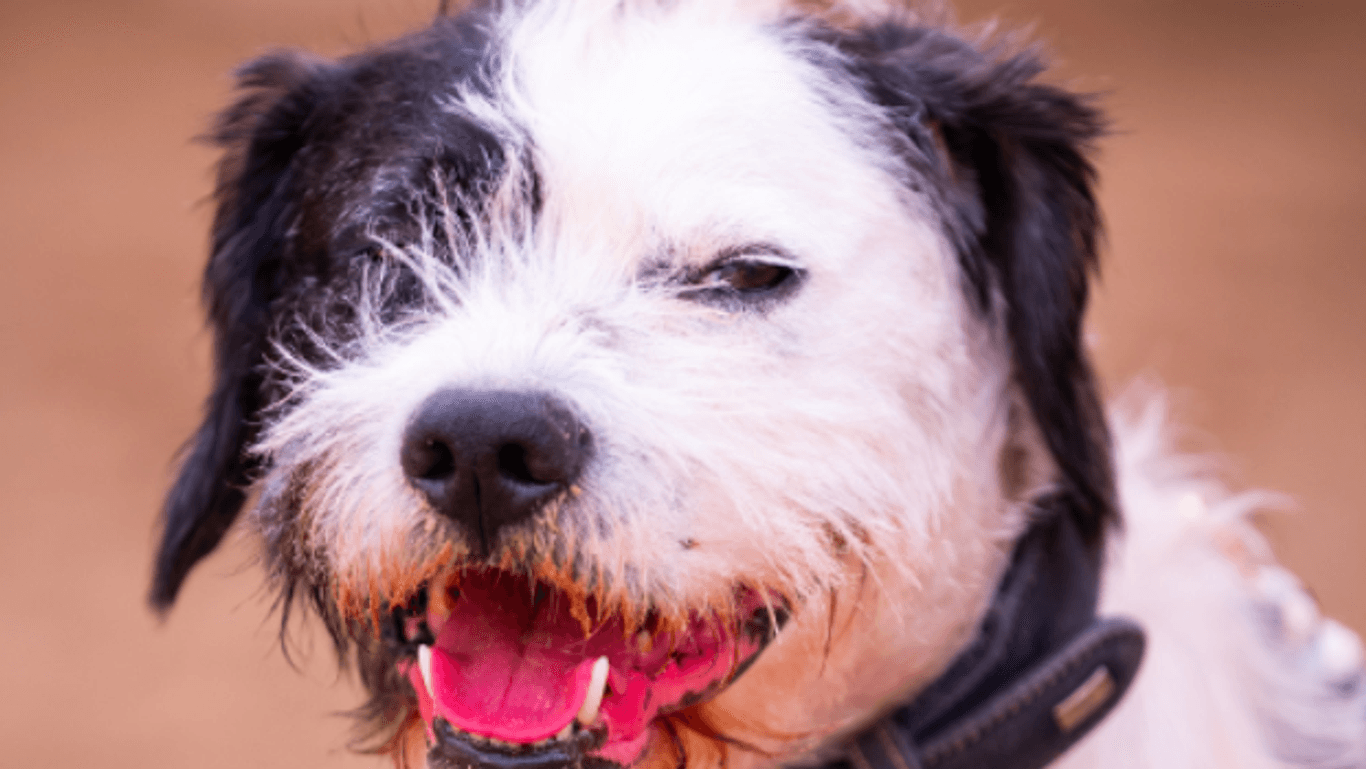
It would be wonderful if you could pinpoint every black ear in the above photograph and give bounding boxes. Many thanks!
[842,25,1116,549]
[150,52,330,611]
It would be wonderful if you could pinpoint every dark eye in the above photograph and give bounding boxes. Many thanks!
[708,261,794,293]
[678,251,804,310]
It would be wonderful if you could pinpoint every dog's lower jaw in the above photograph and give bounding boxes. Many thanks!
[387,530,1016,769]
[645,533,1020,769]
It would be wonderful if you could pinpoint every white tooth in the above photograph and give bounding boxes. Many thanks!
[576,656,610,727]
[418,644,434,699]
[555,723,574,741]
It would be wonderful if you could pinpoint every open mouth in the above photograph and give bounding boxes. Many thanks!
[392,570,786,768]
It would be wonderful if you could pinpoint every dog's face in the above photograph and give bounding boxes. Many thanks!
[152,3,1115,768]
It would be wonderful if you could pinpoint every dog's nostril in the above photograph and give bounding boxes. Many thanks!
[411,438,456,481]
[497,442,538,485]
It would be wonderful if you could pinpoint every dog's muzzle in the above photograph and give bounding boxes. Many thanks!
[392,388,786,768]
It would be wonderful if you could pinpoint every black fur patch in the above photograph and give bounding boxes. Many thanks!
[151,15,512,609]
[820,23,1117,554]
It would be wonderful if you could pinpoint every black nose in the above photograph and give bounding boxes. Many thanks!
[400,389,591,552]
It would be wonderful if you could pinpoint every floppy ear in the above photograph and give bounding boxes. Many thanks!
[150,52,331,611]
[843,25,1116,550]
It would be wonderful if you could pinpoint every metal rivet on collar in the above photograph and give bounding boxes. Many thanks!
[1052,666,1115,734]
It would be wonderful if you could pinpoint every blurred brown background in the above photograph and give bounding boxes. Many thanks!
[1,0,1362,766]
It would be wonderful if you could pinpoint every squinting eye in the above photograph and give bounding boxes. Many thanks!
[708,261,794,293]
[676,253,805,311]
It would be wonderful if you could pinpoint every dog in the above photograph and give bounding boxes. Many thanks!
[150,2,1366,768]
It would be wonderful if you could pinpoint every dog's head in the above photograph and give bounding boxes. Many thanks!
[152,2,1112,768]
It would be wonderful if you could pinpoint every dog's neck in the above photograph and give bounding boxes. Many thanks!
[826,496,1145,769]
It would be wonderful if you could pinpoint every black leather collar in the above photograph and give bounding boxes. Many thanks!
[826,496,1146,769]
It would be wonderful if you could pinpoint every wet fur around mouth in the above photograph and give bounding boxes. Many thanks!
[370,570,791,766]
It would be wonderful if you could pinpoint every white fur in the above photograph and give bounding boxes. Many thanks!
[255,0,1020,619]
[244,3,1365,768]
[253,1,1029,762]
[1052,390,1366,769]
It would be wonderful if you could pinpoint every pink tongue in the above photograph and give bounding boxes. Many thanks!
[403,571,766,763]
[427,574,601,743]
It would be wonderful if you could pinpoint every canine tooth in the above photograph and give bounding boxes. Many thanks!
[418,645,434,698]
[576,656,610,726]
[555,723,574,741]
[636,630,654,654]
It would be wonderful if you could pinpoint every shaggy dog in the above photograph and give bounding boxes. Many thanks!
[150,2,1365,768]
